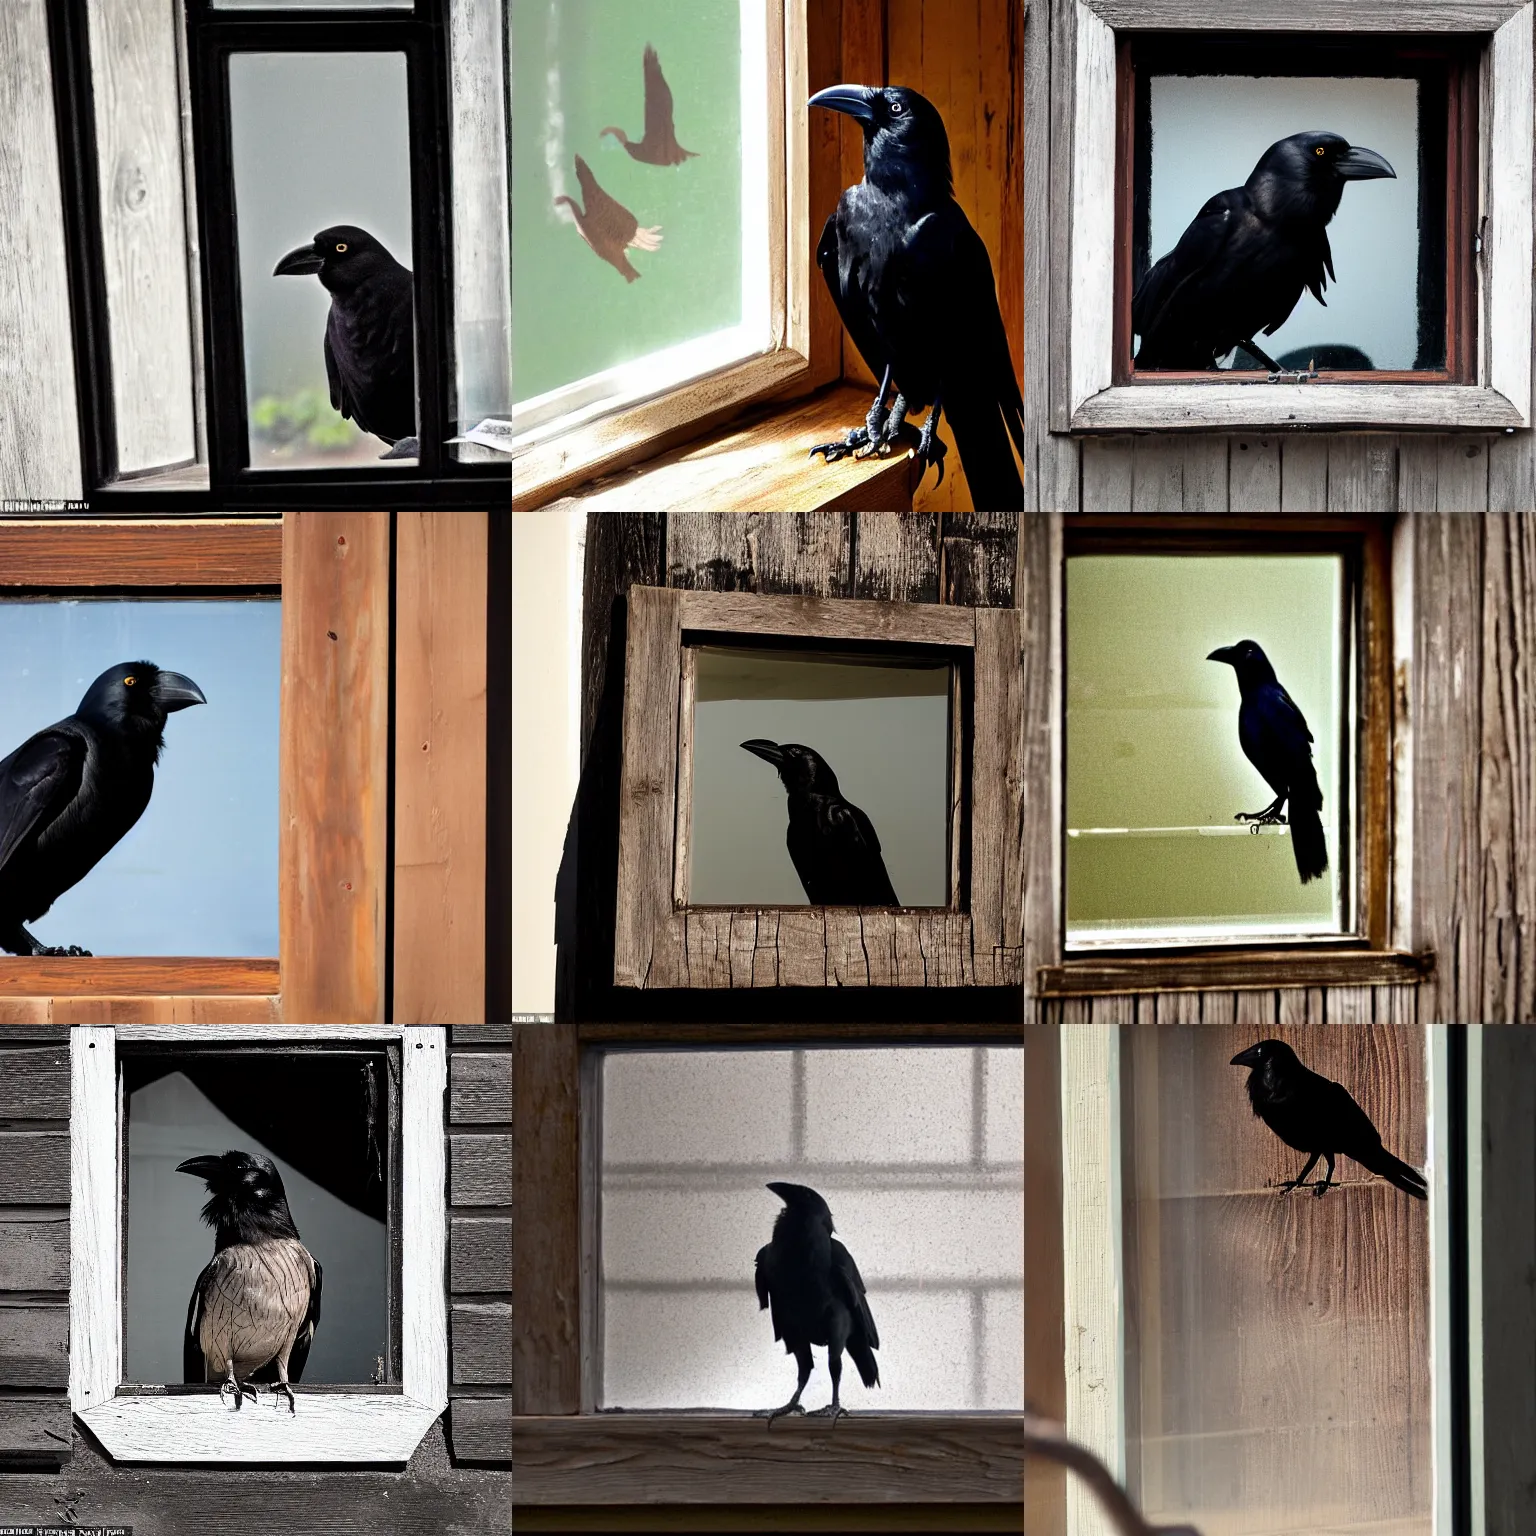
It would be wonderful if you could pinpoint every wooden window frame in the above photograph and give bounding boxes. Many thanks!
[512,1020,1028,1516]
[69,1023,448,1464]
[613,587,1026,990]
[0,516,388,1024]
[1050,0,1534,432]
[1039,514,1432,999]
[1114,34,1480,388]
[510,0,817,510]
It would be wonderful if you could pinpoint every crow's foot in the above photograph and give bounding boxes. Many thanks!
[757,1401,806,1426]
[1311,1178,1335,1199]
[807,1402,849,1429]
[379,436,419,460]
[1265,369,1318,384]
[912,409,947,488]
[35,944,92,957]
[809,427,874,465]
[1235,799,1287,829]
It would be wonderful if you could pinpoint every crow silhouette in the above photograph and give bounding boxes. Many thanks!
[555,155,663,284]
[601,45,697,166]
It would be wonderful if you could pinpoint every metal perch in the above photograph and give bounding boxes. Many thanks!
[1025,1415,1203,1536]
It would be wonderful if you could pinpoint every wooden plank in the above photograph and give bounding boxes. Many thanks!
[1086,0,1522,30]
[1279,437,1330,511]
[0,1133,68,1203]
[0,958,277,997]
[1327,436,1397,512]
[675,585,978,643]
[853,513,941,602]
[0,1304,67,1388]
[0,1045,68,1117]
[394,512,488,1025]
[578,1020,1026,1043]
[1490,6,1535,426]
[451,1134,512,1208]
[46,995,282,1024]
[0,1217,69,1289]
[666,512,853,597]
[450,1054,511,1124]
[941,512,1019,606]
[452,1024,514,1044]
[840,0,885,393]
[0,1397,71,1460]
[279,513,390,1024]
[806,0,845,392]
[453,1302,512,1387]
[1019,513,1062,999]
[1080,437,1135,509]
[1038,950,1433,997]
[450,1396,511,1464]
[450,1217,511,1293]
[1228,435,1282,509]
[0,522,281,585]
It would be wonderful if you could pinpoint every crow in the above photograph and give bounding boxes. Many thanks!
[740,740,899,906]
[0,662,205,957]
[601,45,697,166]
[1231,1040,1428,1201]
[1207,639,1328,884]
[755,1182,880,1424]
[178,1151,323,1414]
[807,84,1023,510]
[273,224,418,459]
[554,155,664,284]
[1133,131,1396,372]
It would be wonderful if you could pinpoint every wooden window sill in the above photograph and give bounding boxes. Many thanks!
[536,386,921,512]
[1037,949,1434,998]
[511,1413,1028,1504]
[0,957,277,996]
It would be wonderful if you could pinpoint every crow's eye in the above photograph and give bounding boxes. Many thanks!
[336,242,348,252]
[889,99,906,116]
[123,676,135,686]
[1315,146,1326,156]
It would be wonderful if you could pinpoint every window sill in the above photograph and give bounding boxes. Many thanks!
[511,1413,1028,1504]
[533,386,921,512]
[1037,948,1435,997]
[0,957,277,996]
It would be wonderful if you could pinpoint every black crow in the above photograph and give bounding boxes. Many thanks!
[807,84,1023,510]
[1207,639,1328,884]
[1134,131,1396,372]
[554,155,664,284]
[755,1182,879,1424]
[0,661,205,957]
[178,1151,323,1413]
[601,45,697,166]
[1231,1040,1428,1200]
[740,739,900,905]
[273,225,418,459]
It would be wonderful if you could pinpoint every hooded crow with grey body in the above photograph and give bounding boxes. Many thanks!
[178,1151,323,1413]
[0,661,205,956]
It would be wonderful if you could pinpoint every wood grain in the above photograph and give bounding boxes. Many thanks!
[0,521,281,586]
[0,1045,68,1117]
[0,1218,69,1290]
[449,1396,511,1464]
[1086,0,1520,23]
[279,513,390,1023]
[453,1302,513,1387]
[0,1134,68,1203]
[451,1218,512,1293]
[0,958,277,997]
[453,1134,512,1207]
[394,512,488,1024]
[450,1054,511,1124]
[0,1398,71,1460]
[45,995,282,1024]
[1039,951,1432,997]
[0,1305,67,1389]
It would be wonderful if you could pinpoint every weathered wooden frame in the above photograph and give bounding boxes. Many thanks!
[613,587,1026,989]
[1050,0,1535,431]
[69,1024,448,1464]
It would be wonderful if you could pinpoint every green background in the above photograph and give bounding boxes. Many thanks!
[512,0,744,405]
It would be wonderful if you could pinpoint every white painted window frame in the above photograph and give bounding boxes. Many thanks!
[1056,1023,1475,1536]
[68,1025,448,1465]
[1054,0,1535,432]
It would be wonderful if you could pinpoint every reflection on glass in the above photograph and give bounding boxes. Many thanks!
[124,1053,390,1385]
[1143,76,1422,370]
[512,0,768,439]
[230,52,415,470]
[1122,1026,1431,1535]
[600,1047,1023,1411]
[688,647,952,908]
[0,600,279,956]
[1066,555,1343,945]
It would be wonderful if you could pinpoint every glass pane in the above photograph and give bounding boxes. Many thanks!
[1142,76,1423,371]
[600,1047,1023,1411]
[123,1052,391,1386]
[688,647,953,907]
[1123,1025,1431,1534]
[512,0,769,444]
[231,53,417,470]
[215,0,410,9]
[0,599,279,956]
[1066,555,1344,945]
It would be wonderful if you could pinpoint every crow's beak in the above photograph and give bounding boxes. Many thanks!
[1230,1046,1263,1068]
[273,241,325,276]
[741,739,785,766]
[767,1182,793,1199]
[1336,145,1396,181]
[153,672,207,712]
[176,1155,225,1181]
[808,84,879,126]
[1206,646,1237,665]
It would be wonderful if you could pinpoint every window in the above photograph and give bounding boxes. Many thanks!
[614,587,1025,989]
[70,1024,446,1463]
[1053,0,1533,431]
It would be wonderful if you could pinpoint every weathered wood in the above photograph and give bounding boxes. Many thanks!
[0,1397,71,1460]
[0,1217,69,1290]
[512,1414,1029,1505]
[578,1020,1027,1043]
[667,512,853,596]
[1024,1024,1066,1535]
[0,1134,68,1203]
[1019,514,1062,1000]
[0,521,281,585]
[0,1045,68,1117]
[1072,385,1525,432]
[45,995,283,1024]
[394,512,488,1024]
[450,1396,511,1464]
[1039,950,1432,998]
[450,1054,511,1124]
[1085,0,1523,27]
[451,1218,512,1293]
[452,1024,515,1044]
[852,513,941,602]
[280,513,390,1023]
[0,958,277,998]
[451,1135,511,1207]
[0,1305,67,1388]
[453,1303,513,1387]
[1491,8,1535,426]
[806,0,846,394]
[941,513,1019,606]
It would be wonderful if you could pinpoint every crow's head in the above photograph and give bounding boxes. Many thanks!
[809,84,952,202]
[273,225,407,295]
[76,662,205,748]
[1206,638,1278,690]
[1230,1039,1302,1073]
[1248,132,1396,222]
[177,1151,301,1249]
[740,739,840,796]
[767,1181,836,1233]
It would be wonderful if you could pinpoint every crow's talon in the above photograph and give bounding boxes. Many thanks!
[758,1402,806,1426]
[809,427,873,464]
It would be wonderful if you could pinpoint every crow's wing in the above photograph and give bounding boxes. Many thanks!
[830,1237,879,1352]
[1132,189,1243,354]
[1315,1074,1385,1153]
[0,727,84,878]
[324,325,346,416]
[183,1264,212,1384]
[287,1257,322,1383]
[818,204,892,388]
[754,1242,785,1342]
[642,46,675,147]
[576,158,641,248]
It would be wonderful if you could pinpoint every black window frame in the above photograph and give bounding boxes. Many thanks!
[46,0,509,510]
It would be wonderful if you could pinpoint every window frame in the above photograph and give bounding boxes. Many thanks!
[69,1023,448,1464]
[1050,0,1534,432]
[613,587,1026,990]
[511,1020,1028,1514]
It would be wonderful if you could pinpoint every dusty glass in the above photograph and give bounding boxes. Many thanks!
[599,1047,1024,1411]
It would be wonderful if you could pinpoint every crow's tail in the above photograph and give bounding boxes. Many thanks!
[847,1335,880,1389]
[946,363,1024,512]
[1357,1145,1428,1201]
[1289,799,1328,884]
